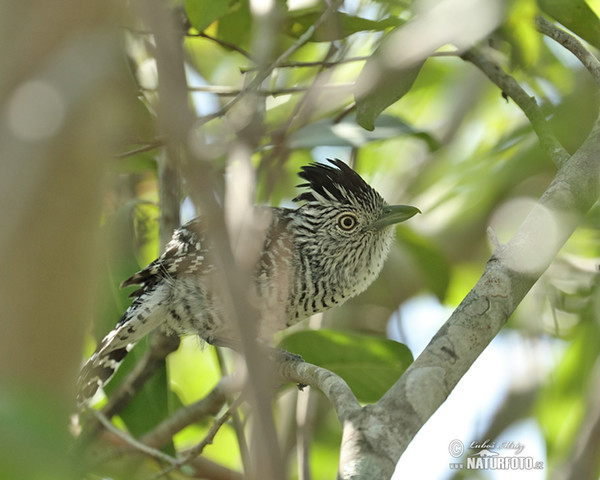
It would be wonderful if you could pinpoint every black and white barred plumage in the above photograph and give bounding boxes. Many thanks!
[77,159,419,404]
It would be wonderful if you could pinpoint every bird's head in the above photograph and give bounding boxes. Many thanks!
[293,158,420,240]
[290,159,419,296]
[285,158,420,310]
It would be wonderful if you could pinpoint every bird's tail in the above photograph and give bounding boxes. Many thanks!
[76,293,164,406]
[76,327,136,406]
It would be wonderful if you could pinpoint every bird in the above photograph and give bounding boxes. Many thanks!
[77,159,420,404]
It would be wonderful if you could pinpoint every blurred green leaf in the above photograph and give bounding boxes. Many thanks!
[286,115,439,150]
[217,1,252,46]
[537,0,600,49]
[113,153,158,174]
[185,0,235,32]
[396,228,451,301]
[536,320,600,465]
[286,10,403,41]
[279,329,413,403]
[0,386,78,480]
[110,346,174,444]
[503,0,542,67]
[355,59,425,131]
[168,337,221,405]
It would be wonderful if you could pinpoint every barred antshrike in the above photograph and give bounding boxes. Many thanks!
[77,159,420,404]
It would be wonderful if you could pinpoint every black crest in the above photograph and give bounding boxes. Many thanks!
[293,159,380,206]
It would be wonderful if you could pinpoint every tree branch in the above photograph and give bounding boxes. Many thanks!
[336,107,600,480]
[460,47,570,167]
[277,360,361,424]
[141,82,355,97]
[536,15,600,89]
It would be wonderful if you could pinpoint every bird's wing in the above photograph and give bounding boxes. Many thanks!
[120,218,211,298]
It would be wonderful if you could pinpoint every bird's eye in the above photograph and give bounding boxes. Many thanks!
[337,213,358,231]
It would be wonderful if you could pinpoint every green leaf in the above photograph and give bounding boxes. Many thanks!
[537,0,600,50]
[109,344,173,445]
[286,115,439,150]
[286,10,403,42]
[185,0,234,32]
[355,59,425,131]
[217,1,252,46]
[396,228,451,301]
[503,0,542,67]
[535,320,600,462]
[279,329,413,403]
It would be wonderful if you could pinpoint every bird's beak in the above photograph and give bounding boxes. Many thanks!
[371,205,421,230]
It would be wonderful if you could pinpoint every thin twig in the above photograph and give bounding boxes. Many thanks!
[195,0,344,126]
[240,55,369,72]
[333,102,356,124]
[139,375,240,448]
[151,396,245,479]
[90,409,178,466]
[191,31,255,61]
[113,140,165,158]
[141,82,355,97]
[121,25,256,61]
[460,48,570,167]
[536,15,600,89]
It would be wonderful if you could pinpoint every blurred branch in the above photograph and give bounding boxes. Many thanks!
[134,1,292,478]
[151,396,244,479]
[460,48,570,167]
[90,409,178,466]
[194,31,255,61]
[90,406,244,480]
[141,82,355,97]
[196,0,344,126]
[536,15,600,90]
[139,375,239,449]
[215,348,252,474]
[295,387,318,480]
[240,55,369,72]
[113,139,165,158]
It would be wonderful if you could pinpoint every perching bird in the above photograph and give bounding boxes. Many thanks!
[77,159,420,404]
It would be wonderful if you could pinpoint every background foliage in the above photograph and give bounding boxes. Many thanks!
[1,0,599,479]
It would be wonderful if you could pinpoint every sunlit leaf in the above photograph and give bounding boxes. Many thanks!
[396,228,451,301]
[286,114,438,149]
[538,0,600,49]
[286,10,403,41]
[279,329,413,403]
[355,59,425,131]
[504,0,541,67]
[217,1,252,46]
[185,0,235,32]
